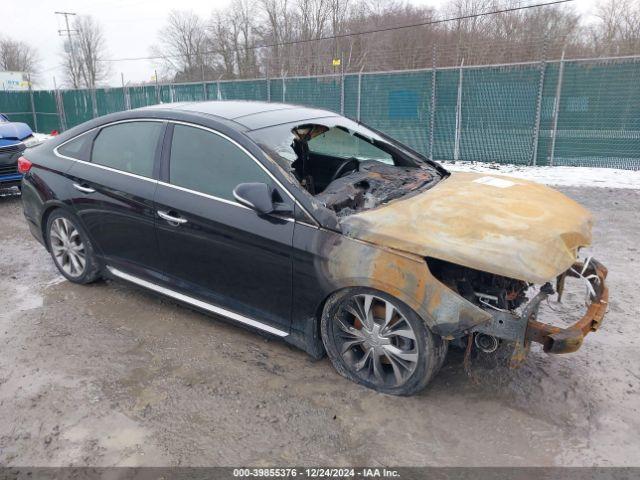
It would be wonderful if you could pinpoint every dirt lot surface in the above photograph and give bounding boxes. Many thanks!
[0,186,638,467]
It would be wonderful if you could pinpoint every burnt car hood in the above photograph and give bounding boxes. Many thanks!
[340,172,592,284]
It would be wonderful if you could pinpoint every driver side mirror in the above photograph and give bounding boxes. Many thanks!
[233,182,292,215]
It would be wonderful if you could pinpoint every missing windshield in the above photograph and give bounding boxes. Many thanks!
[248,118,443,217]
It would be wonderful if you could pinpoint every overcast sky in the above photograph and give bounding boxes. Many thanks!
[3,0,602,89]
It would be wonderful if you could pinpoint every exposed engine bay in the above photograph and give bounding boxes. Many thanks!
[427,257,530,312]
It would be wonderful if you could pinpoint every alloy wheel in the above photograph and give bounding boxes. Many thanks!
[332,294,419,388]
[49,217,86,278]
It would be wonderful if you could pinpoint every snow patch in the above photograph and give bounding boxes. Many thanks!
[32,133,53,142]
[440,161,640,190]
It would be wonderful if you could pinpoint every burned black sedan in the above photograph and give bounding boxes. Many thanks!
[19,101,607,395]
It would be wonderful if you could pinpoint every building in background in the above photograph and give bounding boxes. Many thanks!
[0,72,31,91]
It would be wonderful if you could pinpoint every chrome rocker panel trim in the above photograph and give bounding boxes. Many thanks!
[106,266,289,337]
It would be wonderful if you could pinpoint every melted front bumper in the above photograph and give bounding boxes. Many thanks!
[525,259,608,354]
[473,259,609,364]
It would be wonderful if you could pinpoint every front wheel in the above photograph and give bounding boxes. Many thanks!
[320,288,447,396]
[46,209,101,284]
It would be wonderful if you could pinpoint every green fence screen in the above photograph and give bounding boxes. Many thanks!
[1,56,639,169]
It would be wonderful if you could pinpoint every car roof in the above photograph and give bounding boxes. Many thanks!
[140,100,340,130]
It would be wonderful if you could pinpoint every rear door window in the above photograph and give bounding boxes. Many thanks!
[91,121,164,177]
[57,133,93,161]
[169,124,272,202]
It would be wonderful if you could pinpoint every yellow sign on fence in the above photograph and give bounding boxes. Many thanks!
[332,58,341,67]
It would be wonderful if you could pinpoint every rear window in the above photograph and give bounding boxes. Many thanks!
[91,121,164,178]
[57,133,92,161]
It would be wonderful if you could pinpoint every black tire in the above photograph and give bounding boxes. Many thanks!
[46,209,101,284]
[320,287,447,396]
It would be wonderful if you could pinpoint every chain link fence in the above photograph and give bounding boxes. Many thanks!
[1,54,639,169]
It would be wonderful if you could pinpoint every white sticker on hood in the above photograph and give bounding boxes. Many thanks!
[473,176,517,188]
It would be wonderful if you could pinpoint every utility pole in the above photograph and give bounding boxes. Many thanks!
[55,11,78,88]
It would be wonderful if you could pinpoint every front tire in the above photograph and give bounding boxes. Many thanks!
[46,209,101,284]
[320,288,447,396]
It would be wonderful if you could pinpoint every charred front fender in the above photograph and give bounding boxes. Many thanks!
[317,234,491,338]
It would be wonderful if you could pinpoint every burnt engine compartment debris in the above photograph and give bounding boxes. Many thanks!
[427,257,529,311]
[315,161,438,217]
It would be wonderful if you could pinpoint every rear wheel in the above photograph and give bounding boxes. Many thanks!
[46,210,101,284]
[320,288,447,395]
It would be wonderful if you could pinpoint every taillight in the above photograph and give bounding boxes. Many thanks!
[17,156,32,174]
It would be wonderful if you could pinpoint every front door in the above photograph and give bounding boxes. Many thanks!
[154,123,294,332]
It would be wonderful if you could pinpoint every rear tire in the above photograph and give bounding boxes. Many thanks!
[46,209,101,284]
[320,288,447,396]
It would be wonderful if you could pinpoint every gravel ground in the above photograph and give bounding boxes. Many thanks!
[0,186,638,467]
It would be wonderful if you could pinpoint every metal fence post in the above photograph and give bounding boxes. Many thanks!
[28,73,38,132]
[531,38,548,166]
[549,48,566,166]
[282,74,286,102]
[356,66,364,121]
[202,65,208,100]
[91,87,98,118]
[266,65,271,102]
[121,73,130,110]
[429,45,437,161]
[216,75,223,100]
[453,58,464,162]
[53,76,67,132]
[155,70,160,104]
[340,53,345,115]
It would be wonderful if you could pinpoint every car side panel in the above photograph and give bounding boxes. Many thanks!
[291,220,491,341]
[154,183,295,331]
[67,161,160,275]
[20,146,77,246]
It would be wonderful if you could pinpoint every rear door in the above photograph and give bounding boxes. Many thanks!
[67,120,166,277]
[154,122,294,333]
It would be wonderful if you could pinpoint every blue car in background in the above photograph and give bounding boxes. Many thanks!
[0,113,38,189]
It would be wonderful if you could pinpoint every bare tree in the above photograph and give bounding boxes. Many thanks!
[208,9,237,78]
[152,10,210,82]
[149,0,640,82]
[260,0,296,75]
[0,37,39,73]
[76,16,110,88]
[61,15,110,88]
[229,0,260,78]
[587,0,640,55]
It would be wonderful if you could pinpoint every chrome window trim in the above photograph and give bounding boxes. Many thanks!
[107,266,289,337]
[156,180,294,222]
[53,118,166,183]
[53,128,97,160]
[167,120,319,226]
[157,180,249,210]
[67,157,159,184]
[52,117,319,226]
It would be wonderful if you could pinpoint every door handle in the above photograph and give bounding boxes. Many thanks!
[157,210,188,225]
[73,183,96,194]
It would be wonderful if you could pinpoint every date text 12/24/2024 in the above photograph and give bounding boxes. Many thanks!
[233,468,400,477]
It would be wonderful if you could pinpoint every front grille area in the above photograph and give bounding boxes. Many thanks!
[0,143,25,155]
[0,164,18,175]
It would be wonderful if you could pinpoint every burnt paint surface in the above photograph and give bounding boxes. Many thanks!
[341,172,593,284]
[291,220,491,341]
